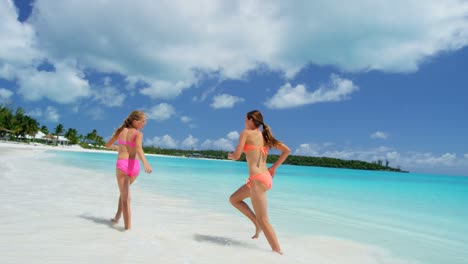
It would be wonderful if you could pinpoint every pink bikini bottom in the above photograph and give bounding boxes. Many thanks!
[116,158,140,177]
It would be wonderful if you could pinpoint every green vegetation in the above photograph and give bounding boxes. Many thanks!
[143,147,228,160]
[0,105,105,148]
[2,104,406,172]
[142,146,407,173]
[273,155,405,172]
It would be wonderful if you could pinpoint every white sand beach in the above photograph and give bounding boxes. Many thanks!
[0,142,420,264]
[0,140,108,153]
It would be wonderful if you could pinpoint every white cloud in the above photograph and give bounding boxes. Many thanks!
[17,62,91,104]
[411,152,457,167]
[0,0,42,79]
[227,131,239,140]
[0,88,13,101]
[45,106,59,122]
[181,134,199,150]
[180,116,197,128]
[180,116,192,123]
[386,151,400,161]
[139,79,192,100]
[27,0,468,84]
[27,108,42,117]
[201,138,234,151]
[2,0,468,106]
[146,103,176,121]
[294,142,468,173]
[92,86,126,107]
[371,131,389,139]
[211,94,245,109]
[376,146,392,152]
[294,143,321,156]
[146,134,178,148]
[265,74,359,109]
[200,131,238,150]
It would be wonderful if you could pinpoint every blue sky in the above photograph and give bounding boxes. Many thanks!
[1,0,468,176]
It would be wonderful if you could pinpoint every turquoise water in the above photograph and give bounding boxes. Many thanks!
[54,151,468,263]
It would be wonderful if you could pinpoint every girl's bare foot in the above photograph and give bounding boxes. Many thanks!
[273,249,283,255]
[110,217,119,225]
[251,225,262,239]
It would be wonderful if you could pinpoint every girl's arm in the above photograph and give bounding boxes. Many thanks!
[228,130,248,160]
[135,131,152,173]
[268,142,291,177]
[105,134,119,151]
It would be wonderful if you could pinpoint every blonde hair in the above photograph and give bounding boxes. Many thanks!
[112,110,145,138]
[246,110,281,148]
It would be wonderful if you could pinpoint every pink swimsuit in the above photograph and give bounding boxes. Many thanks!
[116,130,140,177]
[244,144,272,190]
[116,158,140,177]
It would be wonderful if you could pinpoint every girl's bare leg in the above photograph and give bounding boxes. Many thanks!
[111,195,122,224]
[111,174,136,224]
[229,184,262,238]
[250,180,282,254]
[115,170,138,230]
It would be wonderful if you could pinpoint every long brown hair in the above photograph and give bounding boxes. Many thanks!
[112,110,145,138]
[246,110,281,148]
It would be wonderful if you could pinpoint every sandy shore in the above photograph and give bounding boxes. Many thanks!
[0,144,296,264]
[0,141,426,264]
[0,140,111,153]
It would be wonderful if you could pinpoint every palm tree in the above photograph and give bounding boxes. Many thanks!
[64,128,79,145]
[23,116,39,140]
[11,108,26,139]
[0,105,14,138]
[85,129,98,145]
[95,135,105,146]
[54,124,64,146]
[40,125,49,135]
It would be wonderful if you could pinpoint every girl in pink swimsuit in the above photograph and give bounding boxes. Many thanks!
[105,110,153,230]
[228,110,291,255]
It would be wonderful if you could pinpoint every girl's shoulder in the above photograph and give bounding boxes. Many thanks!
[118,127,128,136]
[243,129,263,142]
[243,128,259,134]
[131,128,142,138]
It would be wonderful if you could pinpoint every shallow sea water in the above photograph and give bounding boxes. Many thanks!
[0,148,467,264]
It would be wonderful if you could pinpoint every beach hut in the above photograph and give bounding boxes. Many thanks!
[26,131,46,141]
[57,136,70,146]
[42,134,56,144]
[0,128,13,140]
[41,134,70,145]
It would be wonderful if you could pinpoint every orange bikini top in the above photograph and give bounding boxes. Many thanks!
[243,144,268,167]
[243,144,268,155]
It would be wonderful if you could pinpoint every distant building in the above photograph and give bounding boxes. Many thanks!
[27,132,70,145]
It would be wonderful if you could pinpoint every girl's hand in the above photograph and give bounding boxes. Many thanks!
[268,167,276,177]
[144,163,152,174]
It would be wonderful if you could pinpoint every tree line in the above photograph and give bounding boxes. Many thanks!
[0,105,105,147]
[142,146,407,173]
[2,105,406,172]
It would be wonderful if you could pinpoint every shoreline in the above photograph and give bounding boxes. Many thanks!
[0,140,227,161]
[4,141,465,177]
[0,140,111,153]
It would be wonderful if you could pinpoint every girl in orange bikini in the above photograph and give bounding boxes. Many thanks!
[105,110,152,230]
[228,110,290,255]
